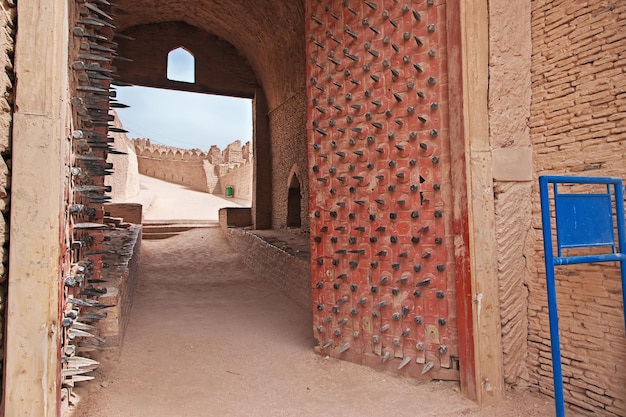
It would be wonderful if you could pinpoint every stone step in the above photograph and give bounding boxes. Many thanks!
[141,221,218,239]
[142,232,181,240]
[142,225,195,234]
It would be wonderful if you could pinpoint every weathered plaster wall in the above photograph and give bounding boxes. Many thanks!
[488,0,533,388]
[138,154,210,192]
[218,163,253,201]
[269,89,308,231]
[0,0,15,400]
[106,112,140,202]
[528,2,626,415]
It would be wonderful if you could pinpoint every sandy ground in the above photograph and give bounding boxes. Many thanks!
[70,227,561,417]
[125,174,250,222]
[70,176,564,417]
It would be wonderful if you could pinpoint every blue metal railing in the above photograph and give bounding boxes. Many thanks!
[539,175,626,417]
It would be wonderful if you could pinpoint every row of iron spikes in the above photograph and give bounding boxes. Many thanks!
[64,0,132,389]
[310,0,445,375]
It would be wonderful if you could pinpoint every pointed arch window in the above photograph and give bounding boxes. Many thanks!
[167,46,195,83]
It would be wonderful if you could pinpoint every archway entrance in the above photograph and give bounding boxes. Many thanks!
[287,173,302,228]
[5,1,508,415]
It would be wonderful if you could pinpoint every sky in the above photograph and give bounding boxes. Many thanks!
[114,86,253,151]
[113,47,253,152]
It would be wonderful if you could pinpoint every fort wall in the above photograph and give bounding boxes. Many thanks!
[133,139,253,201]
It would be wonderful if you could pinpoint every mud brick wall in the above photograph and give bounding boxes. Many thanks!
[269,89,309,231]
[137,155,211,192]
[0,0,14,399]
[489,0,533,387]
[222,226,311,310]
[96,225,141,357]
[306,0,458,380]
[217,162,253,201]
[528,2,626,415]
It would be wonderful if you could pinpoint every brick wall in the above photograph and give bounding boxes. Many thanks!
[0,0,15,399]
[96,225,141,356]
[269,89,309,231]
[529,2,626,415]
[221,226,311,310]
[306,0,458,380]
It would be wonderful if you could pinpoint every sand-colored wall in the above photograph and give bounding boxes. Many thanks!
[0,0,15,400]
[527,2,626,415]
[269,89,308,231]
[488,0,533,388]
[134,140,253,200]
[138,155,210,192]
[106,112,141,202]
[218,162,253,201]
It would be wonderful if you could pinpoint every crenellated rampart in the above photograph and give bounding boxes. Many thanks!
[133,139,253,200]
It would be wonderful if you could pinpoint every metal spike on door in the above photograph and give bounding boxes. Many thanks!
[398,356,411,370]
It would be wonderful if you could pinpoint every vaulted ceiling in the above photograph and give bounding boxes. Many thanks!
[115,0,305,109]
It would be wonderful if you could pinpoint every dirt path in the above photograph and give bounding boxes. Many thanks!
[70,227,560,417]
[126,174,250,222]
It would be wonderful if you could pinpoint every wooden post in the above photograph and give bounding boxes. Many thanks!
[459,0,505,405]
[3,1,69,416]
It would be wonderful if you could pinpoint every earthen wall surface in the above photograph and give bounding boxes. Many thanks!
[0,0,15,399]
[269,89,309,231]
[488,0,533,387]
[106,112,140,202]
[138,155,210,192]
[222,226,311,310]
[528,2,626,415]
[115,22,258,98]
[134,139,253,199]
[218,163,253,201]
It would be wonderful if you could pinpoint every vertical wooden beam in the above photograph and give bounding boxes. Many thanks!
[3,1,69,416]
[446,0,477,402]
[458,0,505,405]
[252,88,272,229]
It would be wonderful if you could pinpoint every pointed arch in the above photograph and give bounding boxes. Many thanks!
[286,165,301,228]
[167,46,195,83]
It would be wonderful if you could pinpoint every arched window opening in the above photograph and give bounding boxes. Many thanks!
[167,47,195,83]
[287,174,301,228]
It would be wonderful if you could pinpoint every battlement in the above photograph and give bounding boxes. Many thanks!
[132,138,253,200]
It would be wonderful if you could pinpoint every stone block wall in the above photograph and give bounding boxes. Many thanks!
[96,225,141,356]
[528,2,626,415]
[0,0,14,400]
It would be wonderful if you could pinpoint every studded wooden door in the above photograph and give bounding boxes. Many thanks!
[307,0,459,380]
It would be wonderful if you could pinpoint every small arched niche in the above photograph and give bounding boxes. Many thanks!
[287,172,301,228]
[167,46,195,83]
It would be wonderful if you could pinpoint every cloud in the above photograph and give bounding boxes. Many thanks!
[114,85,253,151]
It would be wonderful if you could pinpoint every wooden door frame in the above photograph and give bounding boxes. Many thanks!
[448,0,505,404]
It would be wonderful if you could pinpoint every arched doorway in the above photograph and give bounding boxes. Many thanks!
[287,172,301,228]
